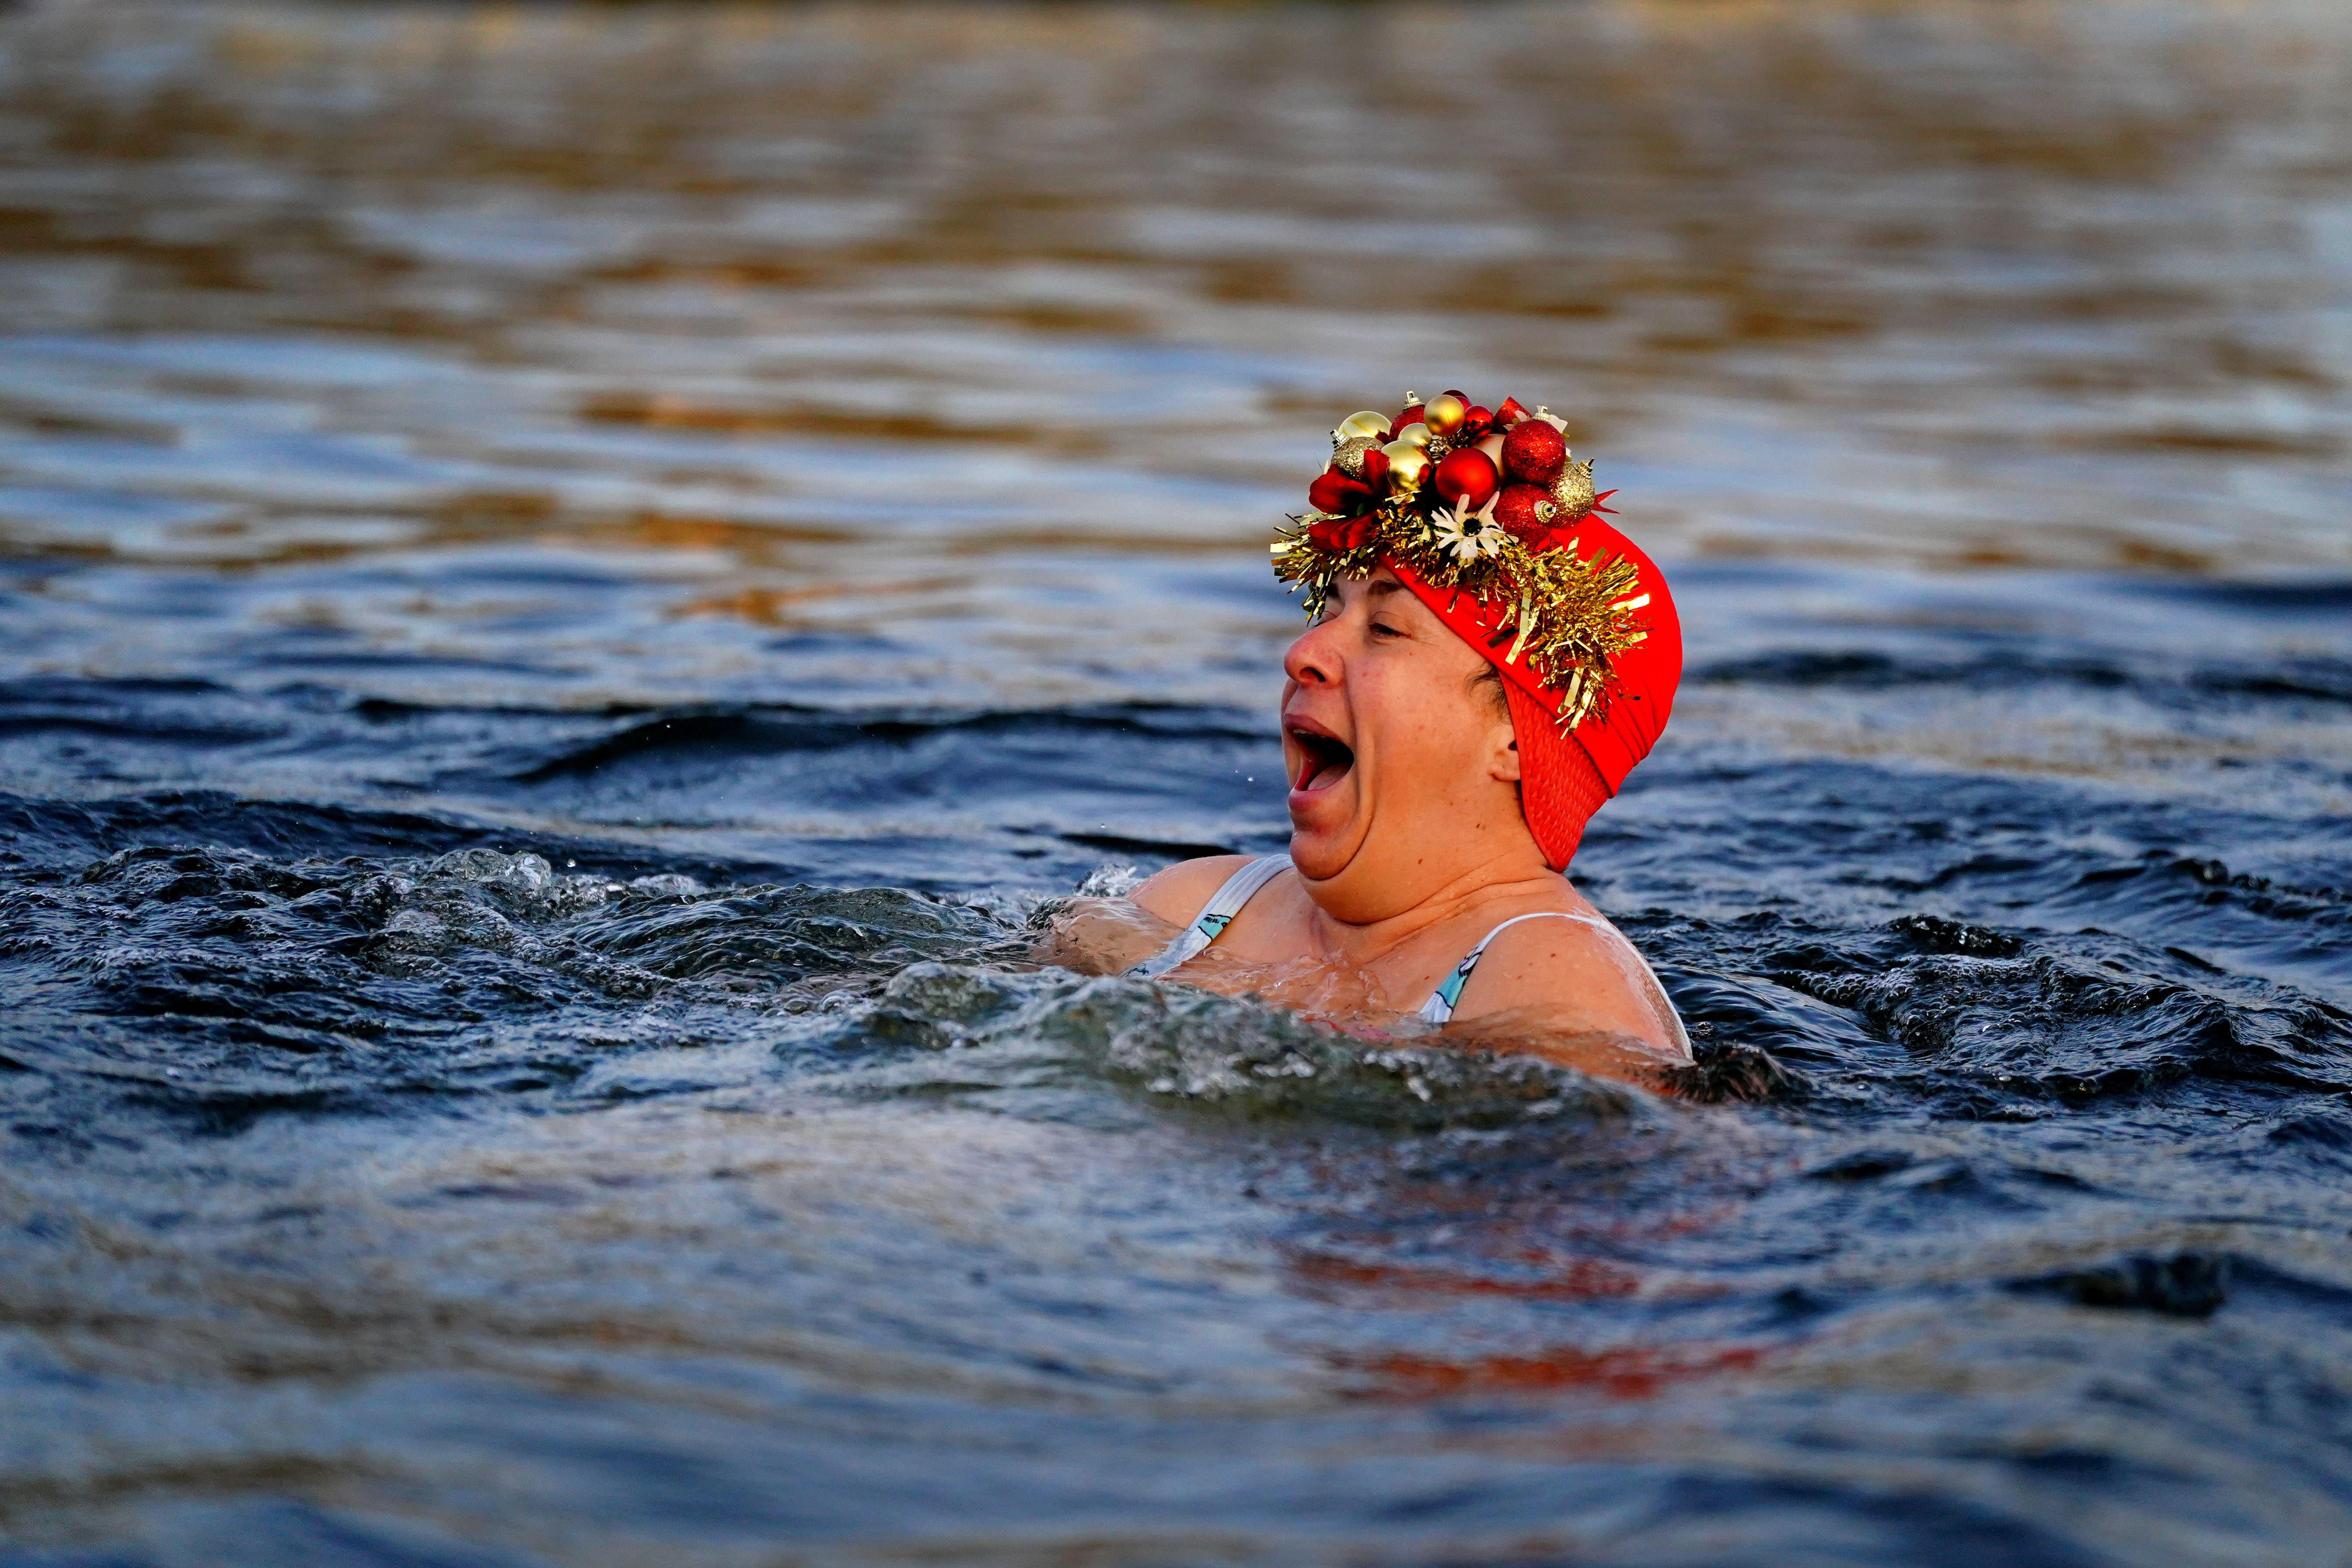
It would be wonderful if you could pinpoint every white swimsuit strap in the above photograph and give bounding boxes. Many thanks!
[1127,855,1292,980]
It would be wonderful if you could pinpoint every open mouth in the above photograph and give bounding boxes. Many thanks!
[1289,726,1355,793]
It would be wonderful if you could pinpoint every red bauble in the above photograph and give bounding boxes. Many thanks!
[1495,397,1531,427]
[1432,448,1500,512]
[1461,406,1495,440]
[1501,420,1568,484]
[1395,403,1426,430]
[1492,482,1560,541]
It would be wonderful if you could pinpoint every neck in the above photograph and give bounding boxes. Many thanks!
[1296,837,1560,964]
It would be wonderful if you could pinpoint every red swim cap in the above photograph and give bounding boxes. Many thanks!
[1386,517,1681,869]
[1274,392,1681,871]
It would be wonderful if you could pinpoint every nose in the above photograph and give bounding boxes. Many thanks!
[1283,616,1341,689]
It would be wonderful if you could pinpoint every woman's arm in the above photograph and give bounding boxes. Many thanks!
[1128,854,1253,928]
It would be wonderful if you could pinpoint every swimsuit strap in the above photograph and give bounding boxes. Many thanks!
[1417,910,1694,1060]
[1127,854,1293,980]
[1417,911,1611,1025]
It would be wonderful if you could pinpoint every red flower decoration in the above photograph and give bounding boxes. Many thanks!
[1307,467,1378,517]
[1307,513,1379,551]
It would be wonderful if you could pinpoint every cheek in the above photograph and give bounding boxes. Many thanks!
[1358,659,1490,781]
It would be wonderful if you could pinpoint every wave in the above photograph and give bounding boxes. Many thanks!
[1636,908,2352,1120]
[1692,646,2352,709]
[507,702,1270,782]
[858,960,1660,1132]
[6,803,2345,1152]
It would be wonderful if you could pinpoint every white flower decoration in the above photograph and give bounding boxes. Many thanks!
[1429,502,1505,564]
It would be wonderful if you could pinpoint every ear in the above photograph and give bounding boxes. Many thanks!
[1489,714,1523,784]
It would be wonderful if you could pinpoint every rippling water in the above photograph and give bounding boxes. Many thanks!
[3,0,2350,1562]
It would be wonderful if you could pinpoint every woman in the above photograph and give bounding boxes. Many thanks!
[1061,391,1687,1076]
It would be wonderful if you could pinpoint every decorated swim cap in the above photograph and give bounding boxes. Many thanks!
[1271,391,1681,869]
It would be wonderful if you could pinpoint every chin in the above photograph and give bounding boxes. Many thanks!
[1286,827,1347,882]
[1285,790,1360,881]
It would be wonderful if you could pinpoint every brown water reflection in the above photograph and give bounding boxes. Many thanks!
[3,0,2346,641]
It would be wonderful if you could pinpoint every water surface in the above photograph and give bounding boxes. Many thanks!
[2,1,2351,1563]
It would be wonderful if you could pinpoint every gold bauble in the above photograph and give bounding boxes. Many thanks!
[1331,434,1380,477]
[1424,392,1468,438]
[1550,457,1596,519]
[1392,422,1433,450]
[1381,440,1432,493]
[1335,410,1392,442]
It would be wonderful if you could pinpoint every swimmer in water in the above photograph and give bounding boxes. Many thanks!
[1051,391,1688,1081]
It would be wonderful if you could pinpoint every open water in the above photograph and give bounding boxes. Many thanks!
[1,0,2350,1563]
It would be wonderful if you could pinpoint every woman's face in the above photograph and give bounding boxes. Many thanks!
[1280,568,1535,921]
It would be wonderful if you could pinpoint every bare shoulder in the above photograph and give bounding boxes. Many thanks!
[1128,854,1255,928]
[1449,911,1680,1056]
